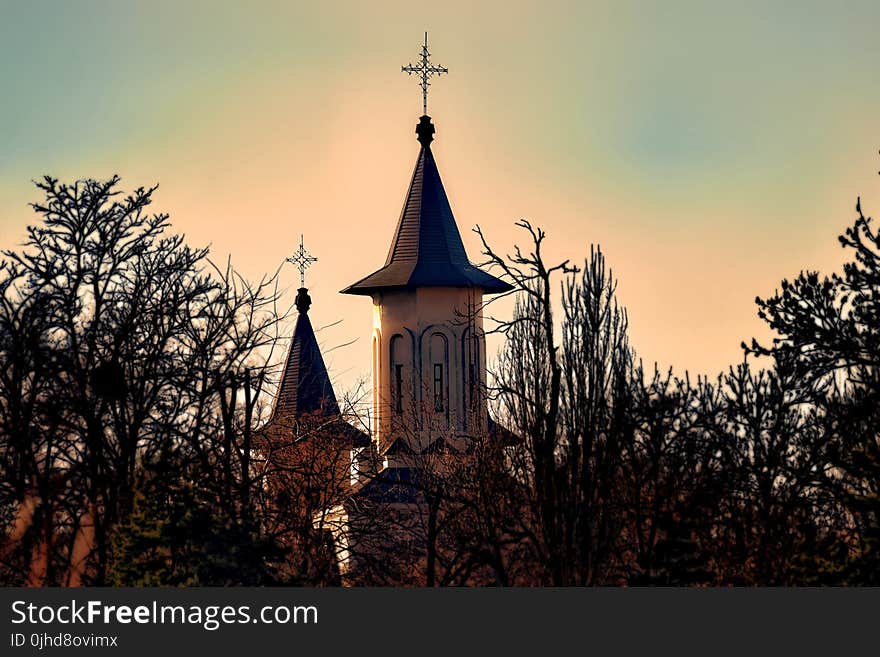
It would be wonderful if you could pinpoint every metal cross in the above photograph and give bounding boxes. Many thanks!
[286,234,318,287]
[401,32,448,115]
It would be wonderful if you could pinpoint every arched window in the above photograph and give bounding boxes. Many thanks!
[429,333,448,414]
[371,334,380,427]
[462,329,480,411]
[390,334,406,415]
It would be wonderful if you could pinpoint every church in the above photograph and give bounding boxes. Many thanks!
[260,37,514,584]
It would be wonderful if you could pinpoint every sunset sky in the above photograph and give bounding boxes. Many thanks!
[2,1,880,394]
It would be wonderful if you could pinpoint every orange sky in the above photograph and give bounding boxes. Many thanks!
[2,1,880,395]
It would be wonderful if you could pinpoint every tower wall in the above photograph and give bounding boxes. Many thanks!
[370,287,488,455]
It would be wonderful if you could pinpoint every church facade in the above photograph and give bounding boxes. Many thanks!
[264,112,511,583]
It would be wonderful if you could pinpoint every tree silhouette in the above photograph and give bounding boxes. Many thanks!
[0,176,289,585]
[3,170,880,586]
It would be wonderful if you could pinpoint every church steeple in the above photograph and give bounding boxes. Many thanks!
[341,36,504,456]
[340,116,512,296]
[271,287,340,421]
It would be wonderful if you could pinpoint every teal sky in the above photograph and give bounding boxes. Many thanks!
[2,1,880,391]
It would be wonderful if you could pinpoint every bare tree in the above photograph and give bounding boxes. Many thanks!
[0,176,289,585]
[475,222,634,585]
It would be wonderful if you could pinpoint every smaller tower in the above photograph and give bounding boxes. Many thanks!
[266,246,370,479]
[271,287,340,422]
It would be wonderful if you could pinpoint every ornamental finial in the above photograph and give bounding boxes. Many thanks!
[416,115,435,147]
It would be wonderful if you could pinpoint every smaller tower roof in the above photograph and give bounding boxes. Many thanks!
[341,116,512,296]
[271,288,341,420]
[268,288,370,447]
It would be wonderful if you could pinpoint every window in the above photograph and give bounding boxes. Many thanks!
[390,334,406,418]
[468,362,476,408]
[434,363,444,412]
[429,332,448,420]
[394,364,403,414]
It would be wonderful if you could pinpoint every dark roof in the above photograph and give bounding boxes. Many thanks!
[271,288,340,421]
[421,437,452,454]
[488,416,520,447]
[381,437,414,457]
[350,466,422,505]
[268,289,371,448]
[341,116,512,296]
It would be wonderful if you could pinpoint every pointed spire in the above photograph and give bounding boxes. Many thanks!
[341,117,512,296]
[271,289,340,421]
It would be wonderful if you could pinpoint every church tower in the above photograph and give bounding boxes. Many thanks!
[268,284,369,444]
[341,115,511,458]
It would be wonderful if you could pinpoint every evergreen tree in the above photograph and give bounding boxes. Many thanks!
[111,453,284,586]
